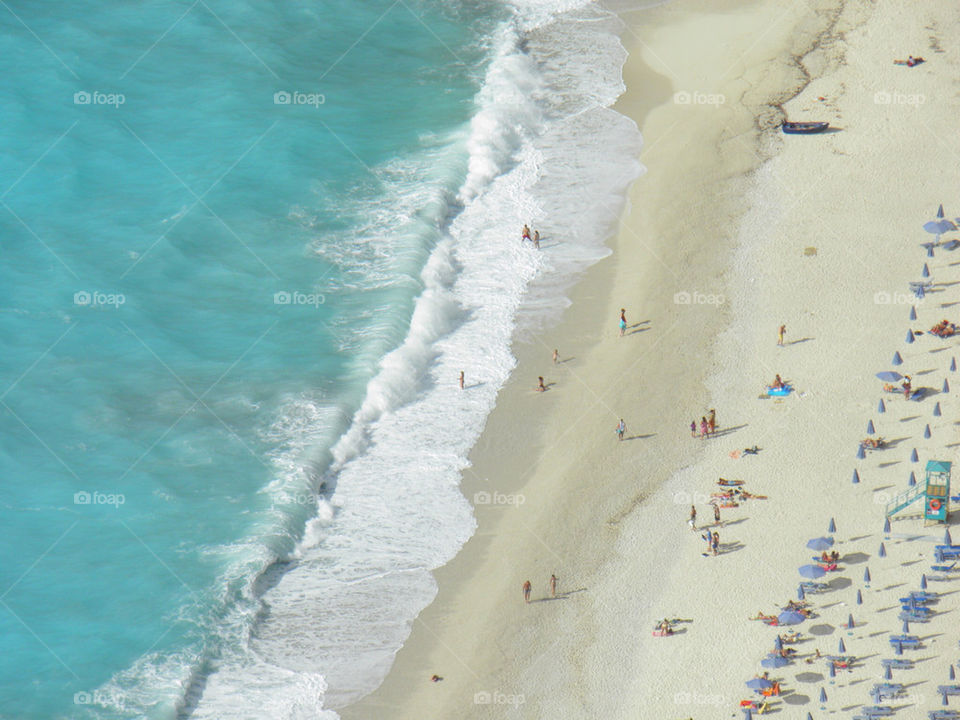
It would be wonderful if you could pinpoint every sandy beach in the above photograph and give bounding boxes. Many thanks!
[342,0,960,718]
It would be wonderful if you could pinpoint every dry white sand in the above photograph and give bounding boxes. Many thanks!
[343,0,960,717]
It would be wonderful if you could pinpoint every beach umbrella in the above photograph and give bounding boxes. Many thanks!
[743,709,752,720]
[879,398,886,413]
[838,638,846,653]
[903,619,910,633]
[921,574,928,590]
[943,691,950,706]
[951,665,956,680]
[925,424,932,439]
[852,468,861,484]
[807,537,835,551]
[819,687,827,704]
[938,203,945,218]
[867,420,876,434]
[774,635,783,651]
[884,517,891,534]
[906,329,915,344]
[808,713,814,720]
[798,584,805,601]
[944,378,951,393]
[746,677,773,690]
[762,654,790,668]
[828,518,836,533]
[856,589,863,604]
[877,371,903,382]
[923,263,931,278]
[800,564,827,579]
[910,306,918,321]
[924,216,956,245]
[909,471,917,486]
[893,351,904,366]
[896,640,903,655]
[778,610,806,625]
[952,357,957,372]
[879,542,887,557]
[885,664,893,680]
[857,445,866,460]
[911,448,919,463]
[864,567,871,583]
[935,402,942,417]
[945,528,953,545]
[829,660,837,677]
[847,613,855,629]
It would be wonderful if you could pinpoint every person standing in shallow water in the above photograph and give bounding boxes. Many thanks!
[459,371,464,390]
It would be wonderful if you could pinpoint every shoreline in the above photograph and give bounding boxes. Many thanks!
[342,0,960,717]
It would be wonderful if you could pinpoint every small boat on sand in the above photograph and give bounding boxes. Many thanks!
[782,121,829,135]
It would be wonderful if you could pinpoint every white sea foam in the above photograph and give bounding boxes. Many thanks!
[95,1,643,717]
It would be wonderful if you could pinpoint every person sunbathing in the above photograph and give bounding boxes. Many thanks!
[829,550,839,563]
[771,374,784,390]
[778,647,797,658]
[751,611,778,623]
[780,631,800,643]
[861,437,886,449]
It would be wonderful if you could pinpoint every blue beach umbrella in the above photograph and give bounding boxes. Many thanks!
[945,529,953,545]
[879,398,886,413]
[935,402,942,417]
[852,469,861,484]
[928,244,935,258]
[910,306,918,321]
[879,542,886,557]
[896,640,903,655]
[944,378,951,393]
[884,517,891,534]
[829,661,837,677]
[847,613,855,629]
[885,664,893,680]
[828,517,836,533]
[903,619,910,633]
[743,709,753,720]
[857,445,866,460]
[864,567,871,583]
[797,584,805,601]
[951,665,956,681]
[778,610,806,626]
[952,357,957,372]
[800,564,827,579]
[925,424,932,439]
[877,371,903,382]
[867,420,876,434]
[909,471,917,486]
[911,448,919,463]
[921,574,928,590]
[906,329,915,344]
[838,638,846,653]
[923,263,931,278]
[807,537,835,551]
[856,589,863,604]
[762,654,790,668]
[893,352,904,366]
[924,217,956,244]
[819,687,827,703]
[746,677,773,690]
[774,635,783,651]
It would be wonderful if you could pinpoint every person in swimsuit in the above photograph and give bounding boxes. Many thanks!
[616,418,626,441]
[521,224,531,241]
[533,230,540,249]
[523,580,532,603]
[537,376,546,392]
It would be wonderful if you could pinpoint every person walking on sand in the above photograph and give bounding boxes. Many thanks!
[537,376,546,392]
[778,324,786,346]
[689,505,697,530]
[550,574,557,597]
[523,580,532,603]
[521,224,531,242]
[619,308,627,337]
[616,418,626,441]
[711,531,719,556]
[690,420,697,438]
[713,502,721,526]
[459,371,464,390]
[552,348,558,365]
[533,230,540,249]
[700,417,709,438]
[708,409,716,435]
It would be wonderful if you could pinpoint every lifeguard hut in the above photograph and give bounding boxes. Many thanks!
[885,459,951,524]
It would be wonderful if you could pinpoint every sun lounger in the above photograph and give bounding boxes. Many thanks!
[908,591,938,600]
[939,685,960,696]
[929,710,960,720]
[861,705,895,717]
[889,634,921,648]
[931,563,958,573]
[899,611,931,623]
[799,581,828,592]
[871,683,905,702]
[881,658,913,669]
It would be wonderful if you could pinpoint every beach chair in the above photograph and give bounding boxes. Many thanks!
[861,705,895,717]
[889,634,921,649]
[931,562,957,573]
[939,684,960,697]
[929,710,960,720]
[799,581,828,593]
[881,658,913,670]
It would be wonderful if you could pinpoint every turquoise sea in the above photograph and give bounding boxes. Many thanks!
[0,1,641,717]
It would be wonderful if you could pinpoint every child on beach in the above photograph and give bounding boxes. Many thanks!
[690,420,697,437]
[619,308,627,337]
[616,419,626,441]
